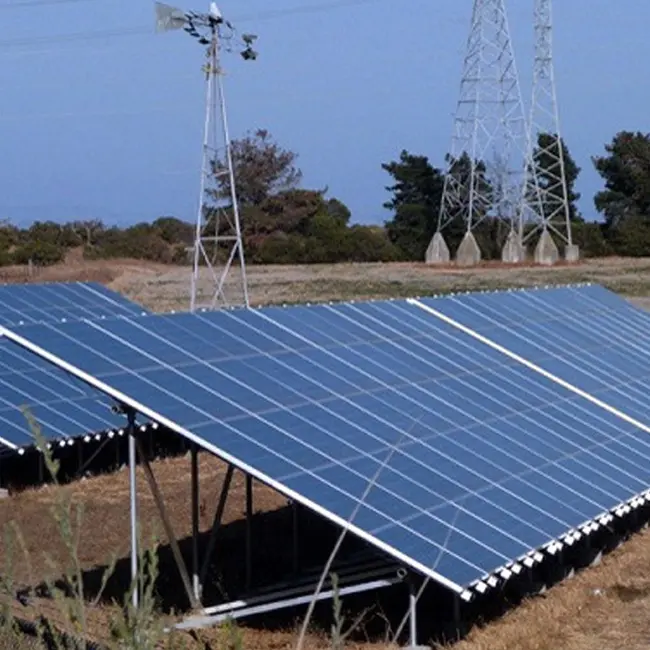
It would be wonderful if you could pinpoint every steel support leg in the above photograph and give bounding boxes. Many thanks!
[191,443,200,602]
[246,473,253,591]
[128,414,139,609]
[135,437,201,611]
[199,464,234,586]
[408,579,417,649]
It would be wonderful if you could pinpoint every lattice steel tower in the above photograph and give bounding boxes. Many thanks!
[426,0,530,266]
[156,2,257,310]
[523,0,577,264]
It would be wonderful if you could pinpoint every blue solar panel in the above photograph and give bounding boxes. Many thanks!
[3,287,649,594]
[0,281,148,325]
[416,284,650,429]
[0,282,148,450]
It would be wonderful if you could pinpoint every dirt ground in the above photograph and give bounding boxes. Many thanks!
[3,255,650,649]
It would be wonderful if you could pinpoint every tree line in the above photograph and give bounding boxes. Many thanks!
[1,128,649,267]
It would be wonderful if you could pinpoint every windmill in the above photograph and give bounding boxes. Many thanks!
[155,1,258,310]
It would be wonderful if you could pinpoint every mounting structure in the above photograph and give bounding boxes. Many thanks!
[522,0,577,265]
[426,0,532,266]
[155,2,257,310]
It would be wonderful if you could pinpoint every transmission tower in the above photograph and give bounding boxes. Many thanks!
[426,0,530,266]
[155,2,258,310]
[523,0,577,264]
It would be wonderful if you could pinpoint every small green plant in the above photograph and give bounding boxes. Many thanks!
[0,407,189,649]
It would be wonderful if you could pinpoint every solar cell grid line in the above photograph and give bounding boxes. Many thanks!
[431,288,650,428]
[336,299,650,483]
[3,308,632,576]
[264,300,650,502]
[52,312,556,572]
[0,320,503,592]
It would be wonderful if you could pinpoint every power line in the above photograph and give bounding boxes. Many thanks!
[0,0,402,49]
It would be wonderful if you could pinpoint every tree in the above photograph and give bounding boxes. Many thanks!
[593,130,650,229]
[325,198,351,226]
[530,132,582,223]
[382,150,445,260]
[210,129,302,207]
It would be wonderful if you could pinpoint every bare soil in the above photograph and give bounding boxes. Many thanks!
[2,255,650,649]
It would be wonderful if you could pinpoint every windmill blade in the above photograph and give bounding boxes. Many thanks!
[155,1,188,33]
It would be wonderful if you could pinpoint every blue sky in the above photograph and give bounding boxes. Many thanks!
[1,0,649,227]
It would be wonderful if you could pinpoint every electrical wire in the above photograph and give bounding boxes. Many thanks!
[0,0,402,50]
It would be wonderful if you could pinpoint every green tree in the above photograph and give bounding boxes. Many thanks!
[325,198,352,226]
[593,130,650,229]
[210,128,302,207]
[529,132,582,223]
[382,150,445,260]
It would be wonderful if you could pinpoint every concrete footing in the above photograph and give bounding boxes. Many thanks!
[565,244,580,263]
[455,231,481,266]
[534,230,559,266]
[425,232,450,264]
[501,230,526,264]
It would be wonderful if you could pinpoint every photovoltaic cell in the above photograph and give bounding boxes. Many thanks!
[0,282,149,449]
[3,285,649,592]
[417,285,650,429]
[0,281,148,326]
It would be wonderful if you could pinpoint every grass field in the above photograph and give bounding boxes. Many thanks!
[2,255,650,649]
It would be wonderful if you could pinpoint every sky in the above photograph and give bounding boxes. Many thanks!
[1,0,649,228]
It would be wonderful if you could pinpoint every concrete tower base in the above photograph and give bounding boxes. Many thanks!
[565,244,580,263]
[534,229,559,266]
[455,231,482,266]
[425,232,450,264]
[501,230,525,264]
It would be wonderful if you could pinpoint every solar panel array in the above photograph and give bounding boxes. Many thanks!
[3,283,648,596]
[0,281,146,326]
[0,282,149,450]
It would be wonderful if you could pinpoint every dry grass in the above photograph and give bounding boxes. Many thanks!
[3,254,650,648]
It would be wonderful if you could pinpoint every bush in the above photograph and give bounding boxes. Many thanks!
[605,216,650,257]
[11,241,65,266]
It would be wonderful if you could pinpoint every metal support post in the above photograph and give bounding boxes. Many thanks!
[191,443,201,603]
[246,473,253,590]
[127,410,139,609]
[408,579,418,649]
[135,437,201,611]
[199,464,234,585]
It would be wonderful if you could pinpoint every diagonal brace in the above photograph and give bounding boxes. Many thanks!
[199,464,234,585]
[135,437,201,611]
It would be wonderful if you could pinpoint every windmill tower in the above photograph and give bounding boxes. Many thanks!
[523,0,577,264]
[155,2,258,310]
[426,0,530,266]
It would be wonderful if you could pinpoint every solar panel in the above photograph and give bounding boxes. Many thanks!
[0,281,148,326]
[0,282,149,450]
[3,287,649,596]
[414,284,650,428]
